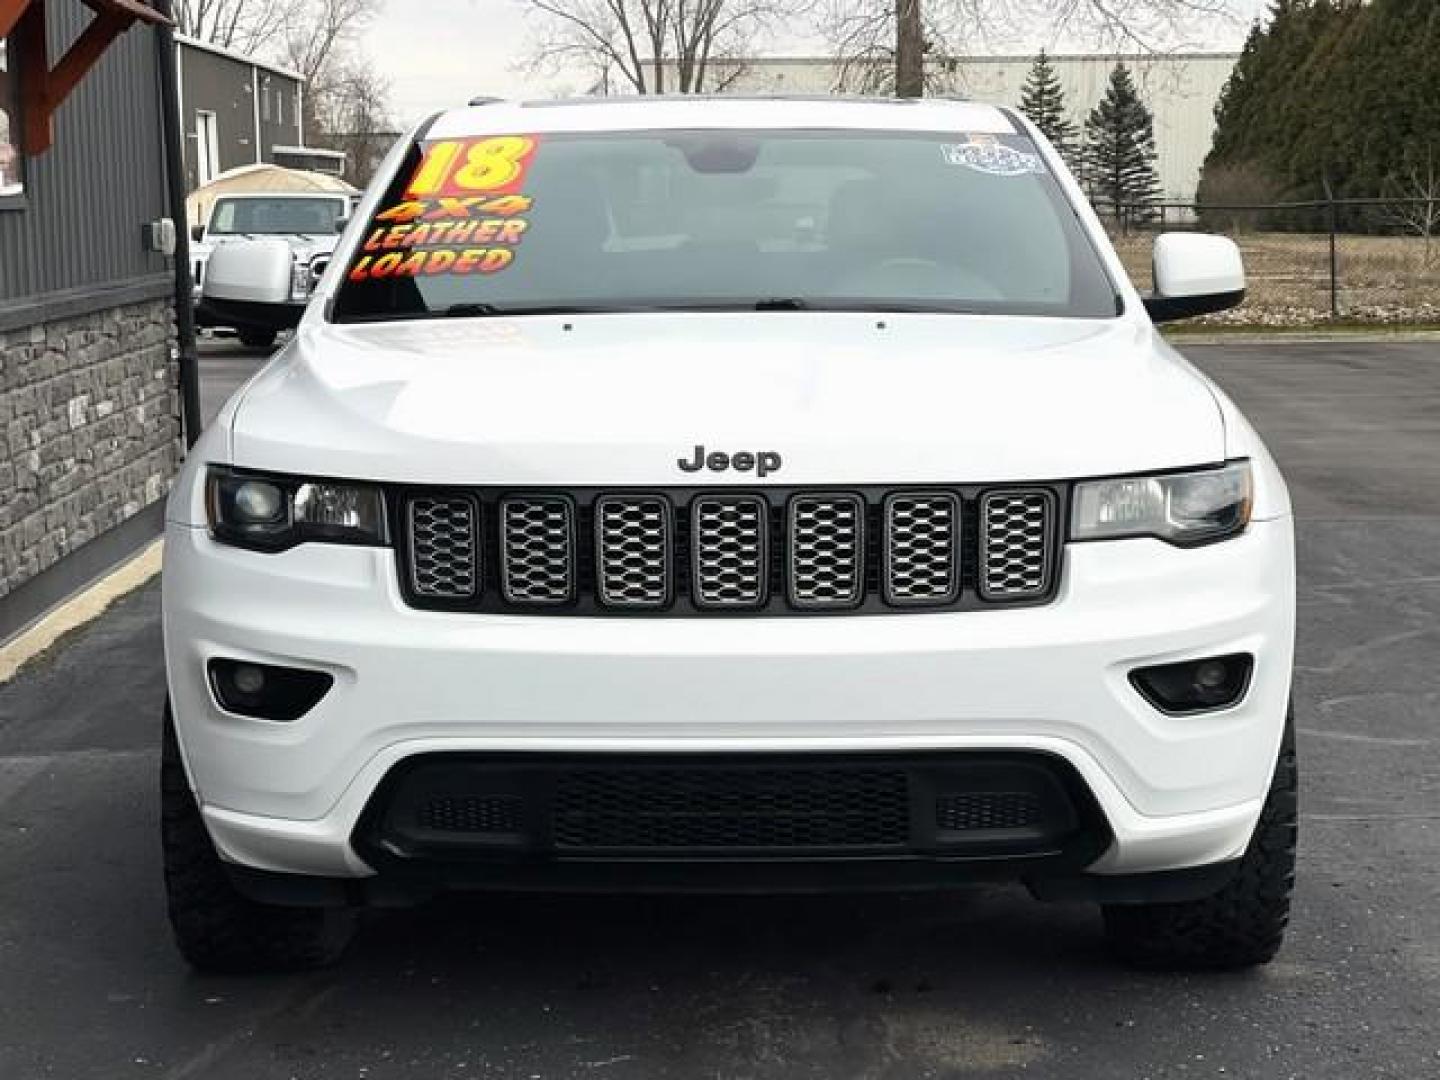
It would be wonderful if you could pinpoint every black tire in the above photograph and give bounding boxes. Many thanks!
[237,328,277,350]
[161,704,356,973]
[1103,707,1298,971]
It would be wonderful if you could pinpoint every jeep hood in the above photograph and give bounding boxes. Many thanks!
[229,313,1224,485]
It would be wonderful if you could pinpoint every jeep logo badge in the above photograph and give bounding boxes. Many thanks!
[678,445,783,478]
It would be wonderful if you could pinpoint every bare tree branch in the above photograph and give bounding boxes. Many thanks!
[1384,150,1440,271]
[825,0,1242,97]
[521,0,803,94]
[173,0,290,53]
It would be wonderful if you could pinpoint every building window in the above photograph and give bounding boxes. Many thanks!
[196,110,220,187]
[261,76,271,122]
[0,39,23,199]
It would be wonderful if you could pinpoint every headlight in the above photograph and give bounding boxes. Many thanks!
[1071,461,1252,547]
[207,469,387,551]
[290,258,313,301]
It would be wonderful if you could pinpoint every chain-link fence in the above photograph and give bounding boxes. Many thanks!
[1102,198,1440,326]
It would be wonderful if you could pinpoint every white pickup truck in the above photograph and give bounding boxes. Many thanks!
[193,191,356,348]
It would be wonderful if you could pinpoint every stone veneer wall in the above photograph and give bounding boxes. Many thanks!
[0,297,181,599]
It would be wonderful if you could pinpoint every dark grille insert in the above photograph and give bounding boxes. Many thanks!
[691,496,768,608]
[788,494,865,609]
[884,492,961,606]
[936,791,1044,832]
[553,767,910,850]
[595,496,672,608]
[980,490,1056,600]
[500,497,575,604]
[418,795,524,834]
[407,496,479,600]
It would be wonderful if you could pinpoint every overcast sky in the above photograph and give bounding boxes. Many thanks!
[362,0,1270,127]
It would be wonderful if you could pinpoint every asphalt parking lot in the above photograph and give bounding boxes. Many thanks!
[1,336,1438,1079]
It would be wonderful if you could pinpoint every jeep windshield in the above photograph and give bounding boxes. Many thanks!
[332,128,1120,322]
[209,196,344,237]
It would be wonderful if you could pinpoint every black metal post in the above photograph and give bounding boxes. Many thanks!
[1323,176,1340,319]
[153,0,203,448]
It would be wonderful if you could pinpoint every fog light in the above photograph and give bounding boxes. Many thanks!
[1193,660,1228,691]
[208,659,334,722]
[231,664,266,695]
[1130,654,1254,715]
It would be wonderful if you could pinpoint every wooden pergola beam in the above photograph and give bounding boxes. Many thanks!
[0,0,28,41]
[5,0,170,155]
[48,7,130,105]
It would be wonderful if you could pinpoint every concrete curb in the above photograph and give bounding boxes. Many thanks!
[0,540,163,685]
[1167,330,1440,346]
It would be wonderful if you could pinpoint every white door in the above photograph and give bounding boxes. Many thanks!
[196,111,220,186]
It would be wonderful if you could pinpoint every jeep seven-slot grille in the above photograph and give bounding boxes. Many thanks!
[400,487,1060,615]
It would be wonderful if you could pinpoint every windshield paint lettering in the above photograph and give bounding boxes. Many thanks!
[349,137,539,284]
[406,137,538,199]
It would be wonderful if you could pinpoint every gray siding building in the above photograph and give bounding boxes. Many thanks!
[1,0,182,641]
[176,35,306,189]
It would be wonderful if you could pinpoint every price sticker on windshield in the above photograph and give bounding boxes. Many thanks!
[406,136,540,199]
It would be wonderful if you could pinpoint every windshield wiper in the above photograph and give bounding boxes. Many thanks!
[438,302,668,318]
[441,303,507,318]
[373,299,814,323]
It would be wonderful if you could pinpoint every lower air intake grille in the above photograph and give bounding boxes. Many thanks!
[935,792,1044,832]
[553,767,910,850]
[418,795,524,834]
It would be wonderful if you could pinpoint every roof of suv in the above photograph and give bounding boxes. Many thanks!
[426,95,1018,140]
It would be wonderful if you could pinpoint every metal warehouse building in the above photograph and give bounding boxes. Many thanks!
[176,35,344,189]
[671,53,1239,201]
[1,0,185,642]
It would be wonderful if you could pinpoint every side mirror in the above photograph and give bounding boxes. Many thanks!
[1144,233,1246,324]
[334,214,351,234]
[190,223,205,243]
[201,239,294,304]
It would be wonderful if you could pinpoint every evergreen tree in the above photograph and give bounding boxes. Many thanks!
[1019,50,1080,169]
[1199,0,1380,204]
[1084,63,1162,223]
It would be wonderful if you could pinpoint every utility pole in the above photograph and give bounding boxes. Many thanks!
[895,0,924,98]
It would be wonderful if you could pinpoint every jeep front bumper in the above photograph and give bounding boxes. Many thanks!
[162,515,1295,887]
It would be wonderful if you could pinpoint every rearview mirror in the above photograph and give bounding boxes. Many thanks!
[1144,233,1246,324]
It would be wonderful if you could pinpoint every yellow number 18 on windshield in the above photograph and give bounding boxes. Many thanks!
[406,136,538,199]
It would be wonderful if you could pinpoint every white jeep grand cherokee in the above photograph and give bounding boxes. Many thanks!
[161,96,1297,973]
